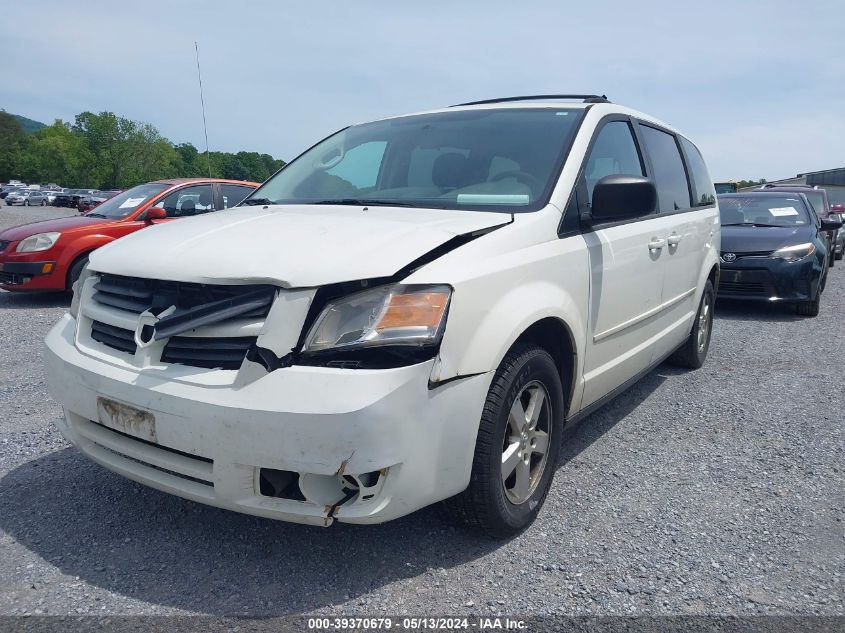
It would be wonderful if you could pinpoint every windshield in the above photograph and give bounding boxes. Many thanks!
[243,108,585,212]
[719,195,811,227]
[85,183,169,219]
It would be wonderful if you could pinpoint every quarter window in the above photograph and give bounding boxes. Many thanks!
[679,137,715,207]
[640,125,692,212]
[583,121,644,204]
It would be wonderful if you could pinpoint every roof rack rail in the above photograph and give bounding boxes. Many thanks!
[452,94,610,107]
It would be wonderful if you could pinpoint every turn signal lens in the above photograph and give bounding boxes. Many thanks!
[377,291,450,331]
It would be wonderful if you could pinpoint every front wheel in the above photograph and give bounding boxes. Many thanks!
[24,200,29,206]
[668,280,714,369]
[440,344,565,538]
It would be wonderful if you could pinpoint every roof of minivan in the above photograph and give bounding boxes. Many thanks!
[365,101,685,139]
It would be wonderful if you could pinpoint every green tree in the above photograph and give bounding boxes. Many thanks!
[18,121,101,187]
[0,111,27,182]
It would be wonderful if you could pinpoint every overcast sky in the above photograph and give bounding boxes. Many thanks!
[4,0,843,181]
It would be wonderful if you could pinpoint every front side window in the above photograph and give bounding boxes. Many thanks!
[82,183,169,219]
[583,120,644,204]
[679,137,715,207]
[157,184,214,217]
[242,108,585,213]
[640,125,692,212]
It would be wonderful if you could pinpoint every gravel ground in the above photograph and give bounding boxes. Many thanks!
[0,206,842,617]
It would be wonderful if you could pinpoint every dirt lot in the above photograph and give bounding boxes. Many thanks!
[0,205,842,617]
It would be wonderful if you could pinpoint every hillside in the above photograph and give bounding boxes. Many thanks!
[8,112,47,134]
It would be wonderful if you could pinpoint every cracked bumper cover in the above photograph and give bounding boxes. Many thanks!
[44,314,493,525]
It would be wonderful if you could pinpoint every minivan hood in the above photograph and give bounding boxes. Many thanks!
[89,204,511,287]
[720,225,810,253]
[0,215,113,241]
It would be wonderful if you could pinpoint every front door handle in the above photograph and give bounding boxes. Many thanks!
[648,237,666,250]
[667,233,682,247]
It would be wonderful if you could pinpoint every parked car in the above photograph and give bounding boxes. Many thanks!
[717,192,840,316]
[5,190,51,206]
[53,189,97,208]
[44,96,721,537]
[0,186,24,199]
[0,178,258,292]
[77,190,122,213]
[830,203,845,261]
[44,189,66,205]
[760,184,836,267]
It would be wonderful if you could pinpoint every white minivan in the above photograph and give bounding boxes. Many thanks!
[45,95,720,537]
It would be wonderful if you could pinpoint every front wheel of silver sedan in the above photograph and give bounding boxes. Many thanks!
[440,343,565,538]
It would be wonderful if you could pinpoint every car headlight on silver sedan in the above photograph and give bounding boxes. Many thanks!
[770,242,815,263]
[16,232,61,253]
[302,284,452,353]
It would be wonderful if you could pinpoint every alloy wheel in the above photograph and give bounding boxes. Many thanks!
[501,380,552,504]
[697,292,712,353]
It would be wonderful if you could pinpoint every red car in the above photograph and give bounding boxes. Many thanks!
[0,178,259,292]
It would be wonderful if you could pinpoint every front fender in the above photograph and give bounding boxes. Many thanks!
[56,235,116,269]
[434,279,587,412]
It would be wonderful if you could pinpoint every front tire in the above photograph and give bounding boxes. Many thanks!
[796,296,820,317]
[440,344,565,538]
[66,255,89,291]
[24,200,29,206]
[668,280,714,369]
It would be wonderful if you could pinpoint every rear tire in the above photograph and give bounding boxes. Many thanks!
[67,255,89,292]
[836,247,843,261]
[440,344,565,538]
[668,280,714,369]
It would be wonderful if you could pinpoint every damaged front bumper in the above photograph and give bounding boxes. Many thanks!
[45,314,493,526]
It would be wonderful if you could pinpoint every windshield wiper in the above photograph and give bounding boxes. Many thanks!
[86,213,107,218]
[241,197,274,206]
[311,198,417,207]
[723,222,786,228]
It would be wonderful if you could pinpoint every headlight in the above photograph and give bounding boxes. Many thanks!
[302,284,452,353]
[770,243,815,263]
[69,266,94,319]
[16,232,61,253]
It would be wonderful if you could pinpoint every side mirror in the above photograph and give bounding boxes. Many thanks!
[144,207,167,222]
[586,175,657,225]
[820,218,843,232]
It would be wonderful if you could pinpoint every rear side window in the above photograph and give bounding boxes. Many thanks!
[640,125,692,212]
[220,184,255,209]
[583,121,644,204]
[679,137,715,207]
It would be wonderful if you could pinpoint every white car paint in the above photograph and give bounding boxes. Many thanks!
[88,204,511,287]
[44,100,720,527]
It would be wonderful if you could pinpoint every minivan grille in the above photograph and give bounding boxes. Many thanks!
[92,273,275,318]
[162,336,256,370]
[91,321,137,354]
